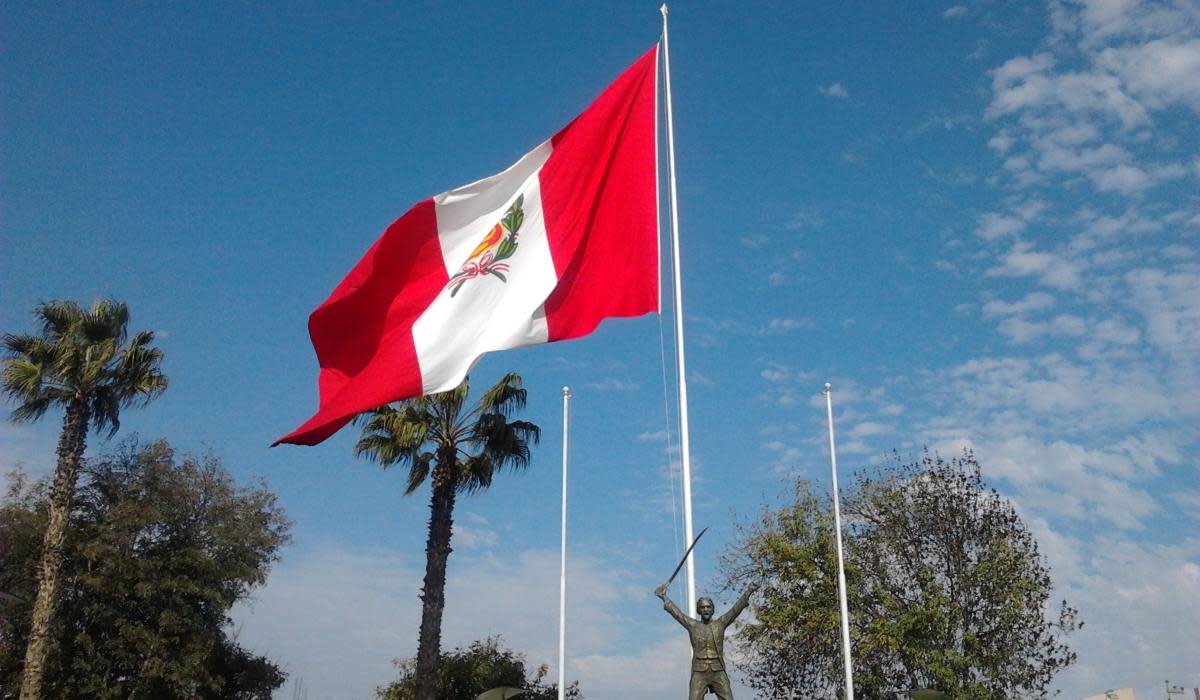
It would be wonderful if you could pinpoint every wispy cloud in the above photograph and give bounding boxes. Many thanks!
[762,318,811,334]
[585,378,639,391]
[982,291,1057,317]
[986,242,1084,290]
[235,545,652,700]
[739,233,769,249]
[818,82,849,99]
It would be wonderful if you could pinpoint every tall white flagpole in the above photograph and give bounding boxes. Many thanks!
[558,386,571,700]
[824,383,856,700]
[660,3,698,617]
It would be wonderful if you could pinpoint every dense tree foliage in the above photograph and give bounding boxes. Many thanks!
[2,299,167,700]
[375,636,581,700]
[0,440,290,699]
[722,450,1079,700]
[355,374,540,700]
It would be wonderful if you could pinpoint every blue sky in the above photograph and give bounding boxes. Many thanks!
[2,2,1197,699]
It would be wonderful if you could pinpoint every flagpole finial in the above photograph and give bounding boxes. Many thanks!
[562,386,571,397]
[660,4,668,17]
[824,382,832,393]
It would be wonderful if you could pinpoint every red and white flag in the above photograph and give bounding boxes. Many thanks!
[277,47,659,446]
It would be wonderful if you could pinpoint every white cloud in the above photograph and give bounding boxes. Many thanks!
[1159,243,1192,259]
[786,208,824,232]
[983,7,1200,202]
[944,5,968,19]
[994,314,1087,343]
[847,421,892,438]
[937,2,1200,695]
[760,362,790,384]
[976,212,1027,239]
[1097,38,1200,112]
[989,58,1149,128]
[235,545,653,700]
[572,635,693,698]
[764,318,810,333]
[1050,535,1200,699]
[585,378,639,391]
[982,291,1057,316]
[987,242,1084,289]
[1090,162,1153,193]
[996,317,1049,343]
[818,82,850,98]
[1125,266,1200,356]
[739,234,769,249]
[452,521,499,550]
[988,130,1016,154]
[1069,207,1164,251]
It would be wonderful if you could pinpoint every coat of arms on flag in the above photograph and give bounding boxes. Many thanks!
[447,195,525,297]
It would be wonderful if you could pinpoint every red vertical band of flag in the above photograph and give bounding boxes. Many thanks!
[541,46,660,341]
[276,46,659,446]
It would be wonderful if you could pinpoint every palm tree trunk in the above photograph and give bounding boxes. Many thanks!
[413,452,457,700]
[20,398,88,700]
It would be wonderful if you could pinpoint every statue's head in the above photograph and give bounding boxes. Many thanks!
[696,597,715,622]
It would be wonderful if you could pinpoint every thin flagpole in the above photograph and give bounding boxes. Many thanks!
[824,383,855,700]
[558,386,571,700]
[659,3,698,617]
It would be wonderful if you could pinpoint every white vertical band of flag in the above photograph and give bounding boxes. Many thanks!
[558,386,571,700]
[660,2,699,617]
[824,383,856,700]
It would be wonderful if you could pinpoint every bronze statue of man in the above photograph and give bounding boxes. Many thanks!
[654,582,758,700]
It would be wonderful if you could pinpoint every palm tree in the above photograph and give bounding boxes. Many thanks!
[2,299,167,700]
[354,373,540,700]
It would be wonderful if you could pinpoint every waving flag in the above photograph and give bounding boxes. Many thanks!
[276,46,659,446]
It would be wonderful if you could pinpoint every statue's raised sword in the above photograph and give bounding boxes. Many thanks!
[663,526,708,589]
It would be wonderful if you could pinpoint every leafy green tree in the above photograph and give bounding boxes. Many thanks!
[1,299,167,700]
[354,373,540,700]
[0,439,290,699]
[721,450,1079,700]
[375,636,582,700]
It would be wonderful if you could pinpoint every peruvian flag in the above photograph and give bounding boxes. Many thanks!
[276,47,659,446]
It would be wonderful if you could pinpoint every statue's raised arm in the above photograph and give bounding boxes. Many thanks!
[718,583,758,627]
[654,582,690,627]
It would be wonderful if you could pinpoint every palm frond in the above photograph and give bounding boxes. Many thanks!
[467,413,539,473]
[90,389,122,437]
[352,373,539,501]
[127,330,156,349]
[353,433,403,462]
[4,298,167,436]
[403,454,434,495]
[81,299,129,344]
[432,379,470,428]
[10,396,53,424]
[458,453,496,494]
[506,419,541,446]
[2,333,41,356]
[113,341,168,405]
[354,405,433,469]
[1,359,47,401]
[478,372,527,416]
[35,300,83,339]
